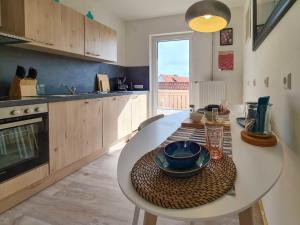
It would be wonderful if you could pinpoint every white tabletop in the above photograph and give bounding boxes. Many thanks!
[117,108,283,221]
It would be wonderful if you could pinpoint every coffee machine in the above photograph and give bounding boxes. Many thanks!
[117,76,127,91]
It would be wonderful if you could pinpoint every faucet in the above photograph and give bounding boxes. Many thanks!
[61,84,77,95]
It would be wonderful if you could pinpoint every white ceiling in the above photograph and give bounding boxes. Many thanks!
[97,0,246,21]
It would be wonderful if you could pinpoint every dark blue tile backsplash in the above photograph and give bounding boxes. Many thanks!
[0,46,149,96]
[126,66,150,90]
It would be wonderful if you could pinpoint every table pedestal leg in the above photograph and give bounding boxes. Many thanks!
[143,211,157,225]
[239,207,254,225]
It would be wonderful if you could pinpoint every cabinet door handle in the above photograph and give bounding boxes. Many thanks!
[28,38,54,46]
[112,97,116,101]
[86,51,100,57]
[84,101,89,104]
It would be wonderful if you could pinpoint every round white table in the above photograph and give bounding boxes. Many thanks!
[117,109,283,225]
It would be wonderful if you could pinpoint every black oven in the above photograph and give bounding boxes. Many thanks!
[0,103,48,183]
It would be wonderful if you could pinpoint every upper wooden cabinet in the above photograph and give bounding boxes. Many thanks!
[0,0,117,62]
[99,23,117,62]
[60,5,84,55]
[1,0,61,47]
[84,18,102,58]
[24,0,61,47]
[85,18,117,62]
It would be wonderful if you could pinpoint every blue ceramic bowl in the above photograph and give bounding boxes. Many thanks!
[164,141,201,169]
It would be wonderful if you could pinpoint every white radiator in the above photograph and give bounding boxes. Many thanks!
[193,81,226,109]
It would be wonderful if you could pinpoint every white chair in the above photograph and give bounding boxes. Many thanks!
[137,114,165,131]
[132,114,164,225]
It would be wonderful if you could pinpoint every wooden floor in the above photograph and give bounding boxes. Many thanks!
[0,148,264,225]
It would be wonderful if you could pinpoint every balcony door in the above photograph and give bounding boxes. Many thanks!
[150,33,192,116]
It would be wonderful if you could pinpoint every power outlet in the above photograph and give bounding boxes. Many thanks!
[253,79,256,87]
[283,73,292,89]
[264,77,269,88]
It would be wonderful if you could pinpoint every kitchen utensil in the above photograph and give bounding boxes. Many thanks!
[27,67,38,79]
[9,66,37,97]
[164,141,201,169]
[117,76,127,91]
[154,147,210,178]
[15,65,26,79]
[205,124,224,160]
[96,74,110,92]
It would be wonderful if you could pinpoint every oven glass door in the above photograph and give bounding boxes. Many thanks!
[0,114,48,182]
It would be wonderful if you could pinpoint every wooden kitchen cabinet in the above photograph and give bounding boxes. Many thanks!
[103,94,148,148]
[103,96,119,148]
[49,99,103,173]
[118,95,132,138]
[99,23,117,62]
[60,5,84,55]
[85,18,117,62]
[84,18,102,58]
[131,94,148,131]
[0,0,61,47]
[0,0,117,61]
[103,95,132,148]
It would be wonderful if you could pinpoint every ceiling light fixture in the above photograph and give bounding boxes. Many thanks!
[185,0,231,33]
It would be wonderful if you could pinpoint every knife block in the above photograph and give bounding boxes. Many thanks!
[9,76,37,97]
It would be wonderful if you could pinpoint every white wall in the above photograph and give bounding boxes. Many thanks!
[61,0,126,66]
[125,10,244,105]
[213,7,244,105]
[243,1,300,225]
[125,14,213,82]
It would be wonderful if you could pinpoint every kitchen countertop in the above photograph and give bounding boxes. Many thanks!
[0,91,149,108]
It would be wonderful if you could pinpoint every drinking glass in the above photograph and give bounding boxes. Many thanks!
[205,124,224,160]
[211,108,219,121]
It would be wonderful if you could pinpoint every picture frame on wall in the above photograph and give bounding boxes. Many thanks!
[218,51,234,71]
[220,28,233,46]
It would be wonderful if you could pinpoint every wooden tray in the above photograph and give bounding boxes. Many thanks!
[181,118,204,128]
[181,118,230,129]
[241,130,277,147]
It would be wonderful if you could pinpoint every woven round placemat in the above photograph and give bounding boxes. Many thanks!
[131,148,237,209]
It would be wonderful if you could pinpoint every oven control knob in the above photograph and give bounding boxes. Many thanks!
[35,107,41,112]
[11,110,21,116]
[24,108,34,114]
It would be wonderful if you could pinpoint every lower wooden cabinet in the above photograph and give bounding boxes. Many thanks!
[118,95,133,139]
[131,94,148,131]
[102,96,118,148]
[103,94,148,148]
[49,94,147,171]
[49,99,103,173]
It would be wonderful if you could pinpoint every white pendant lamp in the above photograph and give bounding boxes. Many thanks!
[185,0,231,33]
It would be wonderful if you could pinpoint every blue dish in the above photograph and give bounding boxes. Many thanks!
[164,141,201,169]
[154,146,210,178]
